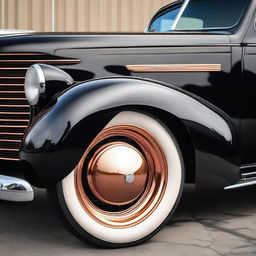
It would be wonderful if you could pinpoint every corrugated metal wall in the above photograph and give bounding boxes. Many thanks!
[0,0,173,32]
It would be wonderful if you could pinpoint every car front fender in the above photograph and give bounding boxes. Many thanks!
[20,77,240,188]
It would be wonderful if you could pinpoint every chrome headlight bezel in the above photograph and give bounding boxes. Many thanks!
[25,64,46,106]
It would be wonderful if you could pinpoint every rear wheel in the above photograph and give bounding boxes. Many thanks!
[50,111,184,248]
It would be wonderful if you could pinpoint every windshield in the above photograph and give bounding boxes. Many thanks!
[148,0,249,32]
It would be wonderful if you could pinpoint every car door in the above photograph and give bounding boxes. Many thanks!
[240,5,256,165]
[55,0,247,161]
[56,34,236,126]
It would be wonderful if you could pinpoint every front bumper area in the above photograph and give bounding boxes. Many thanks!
[0,175,34,202]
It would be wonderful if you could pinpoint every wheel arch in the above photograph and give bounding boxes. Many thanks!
[131,106,195,183]
[20,77,240,189]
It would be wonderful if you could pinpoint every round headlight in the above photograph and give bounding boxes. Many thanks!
[25,64,45,106]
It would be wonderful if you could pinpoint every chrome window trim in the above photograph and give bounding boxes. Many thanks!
[172,0,190,30]
[144,1,183,33]
[174,0,249,31]
[145,0,249,33]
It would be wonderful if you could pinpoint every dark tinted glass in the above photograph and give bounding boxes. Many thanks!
[176,0,248,30]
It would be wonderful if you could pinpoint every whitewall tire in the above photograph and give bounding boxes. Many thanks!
[50,111,184,248]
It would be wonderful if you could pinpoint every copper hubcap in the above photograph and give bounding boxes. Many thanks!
[87,142,148,206]
[75,125,167,228]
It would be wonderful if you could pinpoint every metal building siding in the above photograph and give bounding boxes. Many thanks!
[0,0,172,32]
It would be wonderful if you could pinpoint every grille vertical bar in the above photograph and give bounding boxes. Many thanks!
[0,52,80,161]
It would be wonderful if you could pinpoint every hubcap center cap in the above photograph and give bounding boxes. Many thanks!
[125,173,135,184]
[87,142,148,206]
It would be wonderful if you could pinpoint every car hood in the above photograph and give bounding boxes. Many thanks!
[0,32,231,54]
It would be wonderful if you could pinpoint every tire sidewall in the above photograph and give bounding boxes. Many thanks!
[56,111,185,248]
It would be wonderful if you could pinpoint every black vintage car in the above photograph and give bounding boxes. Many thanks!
[0,0,255,248]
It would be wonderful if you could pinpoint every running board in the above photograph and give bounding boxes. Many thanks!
[224,171,256,190]
[0,175,34,202]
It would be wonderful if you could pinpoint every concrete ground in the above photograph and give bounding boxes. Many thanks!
[0,185,256,256]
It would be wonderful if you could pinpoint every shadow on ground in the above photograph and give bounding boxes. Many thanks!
[0,185,256,256]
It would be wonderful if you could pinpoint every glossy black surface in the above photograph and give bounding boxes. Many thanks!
[2,0,256,189]
[146,0,250,34]
[32,64,75,113]
[21,77,239,188]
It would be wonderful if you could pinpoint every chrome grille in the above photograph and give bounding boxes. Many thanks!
[0,53,80,161]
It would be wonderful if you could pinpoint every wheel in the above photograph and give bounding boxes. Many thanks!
[49,111,184,248]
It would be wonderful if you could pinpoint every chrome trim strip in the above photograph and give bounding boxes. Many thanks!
[0,124,27,128]
[0,91,25,93]
[240,163,256,169]
[0,68,28,70]
[0,77,25,79]
[0,53,45,55]
[0,59,80,63]
[0,98,26,100]
[126,64,221,72]
[0,148,20,151]
[172,0,190,30]
[0,139,22,142]
[0,105,29,107]
[0,132,24,135]
[241,171,256,178]
[0,112,30,115]
[224,178,256,190]
[0,157,20,161]
[0,84,24,86]
[0,119,29,122]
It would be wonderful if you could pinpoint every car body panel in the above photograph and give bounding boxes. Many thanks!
[1,0,256,190]
[20,77,239,188]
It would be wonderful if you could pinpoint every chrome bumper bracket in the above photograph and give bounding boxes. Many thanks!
[0,175,34,202]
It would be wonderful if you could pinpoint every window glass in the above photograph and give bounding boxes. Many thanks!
[148,7,180,32]
[148,0,249,32]
[176,0,248,30]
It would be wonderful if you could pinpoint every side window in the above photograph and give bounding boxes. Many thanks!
[147,0,249,32]
[148,7,181,32]
[176,0,248,30]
